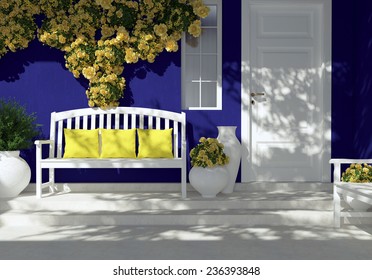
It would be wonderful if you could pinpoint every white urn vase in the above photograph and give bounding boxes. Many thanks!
[189,166,229,198]
[0,151,31,198]
[217,126,241,193]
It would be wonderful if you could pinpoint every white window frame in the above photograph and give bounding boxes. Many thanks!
[181,0,222,110]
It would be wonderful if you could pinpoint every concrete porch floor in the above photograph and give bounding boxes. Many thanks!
[1,183,372,260]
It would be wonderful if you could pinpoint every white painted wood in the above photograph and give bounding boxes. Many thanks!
[330,158,372,227]
[57,120,63,159]
[123,114,128,129]
[67,118,72,129]
[107,114,112,128]
[74,116,80,129]
[83,115,88,129]
[99,114,104,129]
[115,113,120,129]
[131,114,136,129]
[181,0,222,110]
[34,107,187,199]
[241,0,331,182]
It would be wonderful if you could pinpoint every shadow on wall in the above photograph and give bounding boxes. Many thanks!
[121,45,181,107]
[0,40,66,83]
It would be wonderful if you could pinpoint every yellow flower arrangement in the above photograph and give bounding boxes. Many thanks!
[0,0,210,108]
[341,163,372,183]
[190,137,229,168]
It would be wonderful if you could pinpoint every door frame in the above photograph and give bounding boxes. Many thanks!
[240,0,332,182]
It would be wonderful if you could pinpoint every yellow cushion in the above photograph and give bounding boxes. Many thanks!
[137,129,173,158]
[100,129,136,158]
[63,129,99,158]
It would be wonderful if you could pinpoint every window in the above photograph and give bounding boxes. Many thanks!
[182,0,222,110]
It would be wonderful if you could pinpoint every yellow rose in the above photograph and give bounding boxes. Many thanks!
[82,66,96,80]
[165,40,178,52]
[195,6,210,18]
[188,20,201,37]
[154,24,168,38]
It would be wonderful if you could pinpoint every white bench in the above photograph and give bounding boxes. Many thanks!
[34,107,187,198]
[330,159,372,227]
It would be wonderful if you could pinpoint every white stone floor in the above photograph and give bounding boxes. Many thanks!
[1,224,372,259]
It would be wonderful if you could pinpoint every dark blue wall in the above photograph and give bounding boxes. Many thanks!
[1,0,371,183]
[331,0,372,160]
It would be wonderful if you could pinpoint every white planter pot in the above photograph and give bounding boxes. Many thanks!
[189,166,229,198]
[217,126,241,193]
[0,151,31,198]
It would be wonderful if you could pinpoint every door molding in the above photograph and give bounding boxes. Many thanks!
[241,0,332,182]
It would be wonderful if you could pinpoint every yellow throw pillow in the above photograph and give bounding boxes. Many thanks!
[137,128,173,158]
[63,129,99,158]
[100,129,136,158]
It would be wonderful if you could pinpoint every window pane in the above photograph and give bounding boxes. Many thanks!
[202,5,217,26]
[201,28,217,53]
[185,33,200,54]
[185,82,200,108]
[185,55,200,81]
[201,82,217,107]
[201,55,217,80]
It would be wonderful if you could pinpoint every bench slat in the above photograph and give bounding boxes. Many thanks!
[115,113,120,129]
[148,116,153,129]
[83,115,88,129]
[67,118,72,129]
[75,116,80,129]
[174,121,179,158]
[107,114,112,128]
[99,114,104,128]
[57,120,63,158]
[124,114,128,129]
[131,114,136,129]
[156,117,161,129]
[139,114,144,129]
[91,114,96,129]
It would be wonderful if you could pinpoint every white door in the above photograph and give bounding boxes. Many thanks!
[241,0,331,182]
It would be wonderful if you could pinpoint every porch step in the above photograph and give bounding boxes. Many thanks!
[0,191,333,212]
[0,187,335,227]
[0,208,333,226]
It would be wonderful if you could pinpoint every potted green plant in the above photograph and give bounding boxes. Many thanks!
[189,137,230,198]
[0,98,39,197]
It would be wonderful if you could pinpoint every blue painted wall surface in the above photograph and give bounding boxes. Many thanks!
[0,0,371,183]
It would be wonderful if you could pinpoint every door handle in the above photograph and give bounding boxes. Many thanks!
[251,92,265,97]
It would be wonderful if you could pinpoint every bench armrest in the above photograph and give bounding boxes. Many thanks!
[34,140,54,146]
[330,158,372,164]
[330,158,372,182]
[35,140,55,161]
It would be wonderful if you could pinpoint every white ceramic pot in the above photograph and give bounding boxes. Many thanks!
[189,166,229,198]
[217,126,241,193]
[0,151,31,198]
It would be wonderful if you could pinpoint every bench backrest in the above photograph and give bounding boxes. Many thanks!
[49,107,186,159]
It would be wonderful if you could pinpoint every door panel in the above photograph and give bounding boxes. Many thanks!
[241,0,330,182]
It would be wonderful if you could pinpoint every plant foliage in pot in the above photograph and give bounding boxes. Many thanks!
[189,137,230,198]
[0,98,39,197]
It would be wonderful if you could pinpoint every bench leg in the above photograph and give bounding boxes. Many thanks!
[48,168,58,193]
[334,185,341,228]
